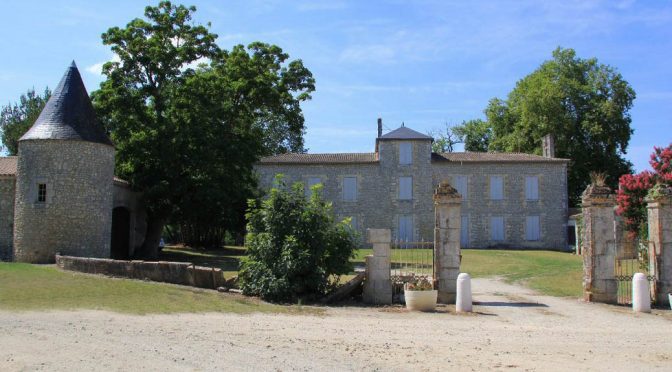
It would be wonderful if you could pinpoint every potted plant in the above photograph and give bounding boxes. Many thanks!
[403,276,437,311]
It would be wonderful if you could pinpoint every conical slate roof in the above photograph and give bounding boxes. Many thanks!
[379,126,432,141]
[20,61,113,146]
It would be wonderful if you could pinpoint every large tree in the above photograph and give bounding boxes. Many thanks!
[453,119,491,152]
[0,88,51,155]
[92,1,314,255]
[485,47,635,205]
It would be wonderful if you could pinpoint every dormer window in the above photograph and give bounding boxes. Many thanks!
[37,183,47,203]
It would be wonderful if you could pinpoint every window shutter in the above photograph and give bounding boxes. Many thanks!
[460,215,469,247]
[455,176,468,200]
[343,177,357,201]
[525,176,539,200]
[526,216,540,241]
[491,216,504,241]
[306,177,321,196]
[399,216,413,241]
[399,177,413,199]
[399,143,412,165]
[490,176,503,200]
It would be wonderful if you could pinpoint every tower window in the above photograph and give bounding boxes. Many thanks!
[37,183,47,203]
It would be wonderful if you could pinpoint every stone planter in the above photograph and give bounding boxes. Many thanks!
[404,289,437,311]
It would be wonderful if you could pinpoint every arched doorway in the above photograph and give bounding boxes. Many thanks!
[111,207,131,259]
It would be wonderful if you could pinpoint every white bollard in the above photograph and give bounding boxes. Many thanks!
[456,273,472,313]
[632,272,651,313]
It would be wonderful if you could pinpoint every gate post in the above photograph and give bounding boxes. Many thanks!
[363,229,392,305]
[646,187,672,306]
[581,184,618,303]
[433,181,462,304]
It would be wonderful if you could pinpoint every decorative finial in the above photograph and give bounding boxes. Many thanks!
[402,121,405,127]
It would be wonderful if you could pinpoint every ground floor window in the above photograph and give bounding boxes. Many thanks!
[460,215,469,247]
[525,216,541,241]
[490,216,504,241]
[398,215,413,241]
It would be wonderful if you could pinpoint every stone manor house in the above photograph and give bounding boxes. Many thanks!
[0,63,146,263]
[256,120,570,249]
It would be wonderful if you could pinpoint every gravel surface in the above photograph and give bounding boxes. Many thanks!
[1,278,671,371]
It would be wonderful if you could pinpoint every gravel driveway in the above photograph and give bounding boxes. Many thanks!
[1,278,671,371]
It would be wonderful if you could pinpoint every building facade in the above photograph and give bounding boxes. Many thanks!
[256,123,569,249]
[0,62,146,263]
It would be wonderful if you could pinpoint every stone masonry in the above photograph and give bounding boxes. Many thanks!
[0,177,15,260]
[581,184,618,304]
[433,181,462,303]
[646,187,672,306]
[256,122,569,249]
[363,229,393,304]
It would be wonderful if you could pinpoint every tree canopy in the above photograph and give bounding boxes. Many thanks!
[92,1,315,254]
[478,47,636,205]
[0,88,51,155]
[452,119,491,152]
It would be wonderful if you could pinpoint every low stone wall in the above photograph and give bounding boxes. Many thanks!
[55,255,226,290]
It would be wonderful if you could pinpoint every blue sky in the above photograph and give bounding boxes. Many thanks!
[1,0,670,171]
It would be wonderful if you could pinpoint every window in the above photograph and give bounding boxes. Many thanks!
[398,215,413,241]
[343,177,357,201]
[460,215,469,247]
[525,176,539,200]
[37,183,47,203]
[399,143,412,165]
[490,176,503,200]
[454,175,468,200]
[526,216,541,241]
[305,177,322,197]
[490,216,504,241]
[399,177,413,200]
[348,216,358,229]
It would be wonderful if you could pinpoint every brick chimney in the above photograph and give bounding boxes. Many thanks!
[377,118,383,138]
[542,134,555,158]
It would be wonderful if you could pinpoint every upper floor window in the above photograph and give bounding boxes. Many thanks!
[399,176,413,200]
[37,183,47,203]
[343,177,357,201]
[454,175,468,200]
[490,176,503,200]
[305,177,322,197]
[399,143,412,165]
[525,216,541,241]
[525,176,539,201]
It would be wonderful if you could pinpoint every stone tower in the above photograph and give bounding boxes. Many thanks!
[13,62,115,263]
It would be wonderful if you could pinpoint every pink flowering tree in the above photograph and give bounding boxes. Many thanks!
[616,144,672,239]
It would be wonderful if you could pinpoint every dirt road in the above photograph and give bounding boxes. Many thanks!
[1,278,671,371]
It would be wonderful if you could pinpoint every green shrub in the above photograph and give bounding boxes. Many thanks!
[239,176,356,302]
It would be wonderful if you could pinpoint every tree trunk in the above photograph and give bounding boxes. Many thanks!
[138,216,167,260]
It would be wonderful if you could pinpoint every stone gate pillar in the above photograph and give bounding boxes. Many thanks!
[433,181,462,304]
[363,229,392,305]
[581,184,618,303]
[646,187,672,306]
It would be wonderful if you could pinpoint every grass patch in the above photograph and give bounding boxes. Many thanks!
[0,263,318,315]
[354,248,583,297]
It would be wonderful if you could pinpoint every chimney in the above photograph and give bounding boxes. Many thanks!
[377,118,383,138]
[542,134,555,158]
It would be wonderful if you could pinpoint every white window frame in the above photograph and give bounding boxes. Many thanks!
[490,176,504,200]
[490,216,504,241]
[399,176,413,200]
[525,216,541,241]
[343,176,357,202]
[525,176,539,201]
[399,143,412,165]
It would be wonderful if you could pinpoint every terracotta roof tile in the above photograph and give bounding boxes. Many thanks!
[259,153,378,164]
[0,157,17,176]
[432,152,569,163]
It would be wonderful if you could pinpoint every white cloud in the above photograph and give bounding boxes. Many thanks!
[85,55,120,75]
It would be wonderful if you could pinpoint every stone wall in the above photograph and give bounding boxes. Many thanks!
[255,142,568,249]
[55,254,226,290]
[0,177,15,260]
[113,182,147,257]
[13,140,115,263]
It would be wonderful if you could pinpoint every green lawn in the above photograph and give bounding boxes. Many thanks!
[355,248,583,297]
[0,263,316,315]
